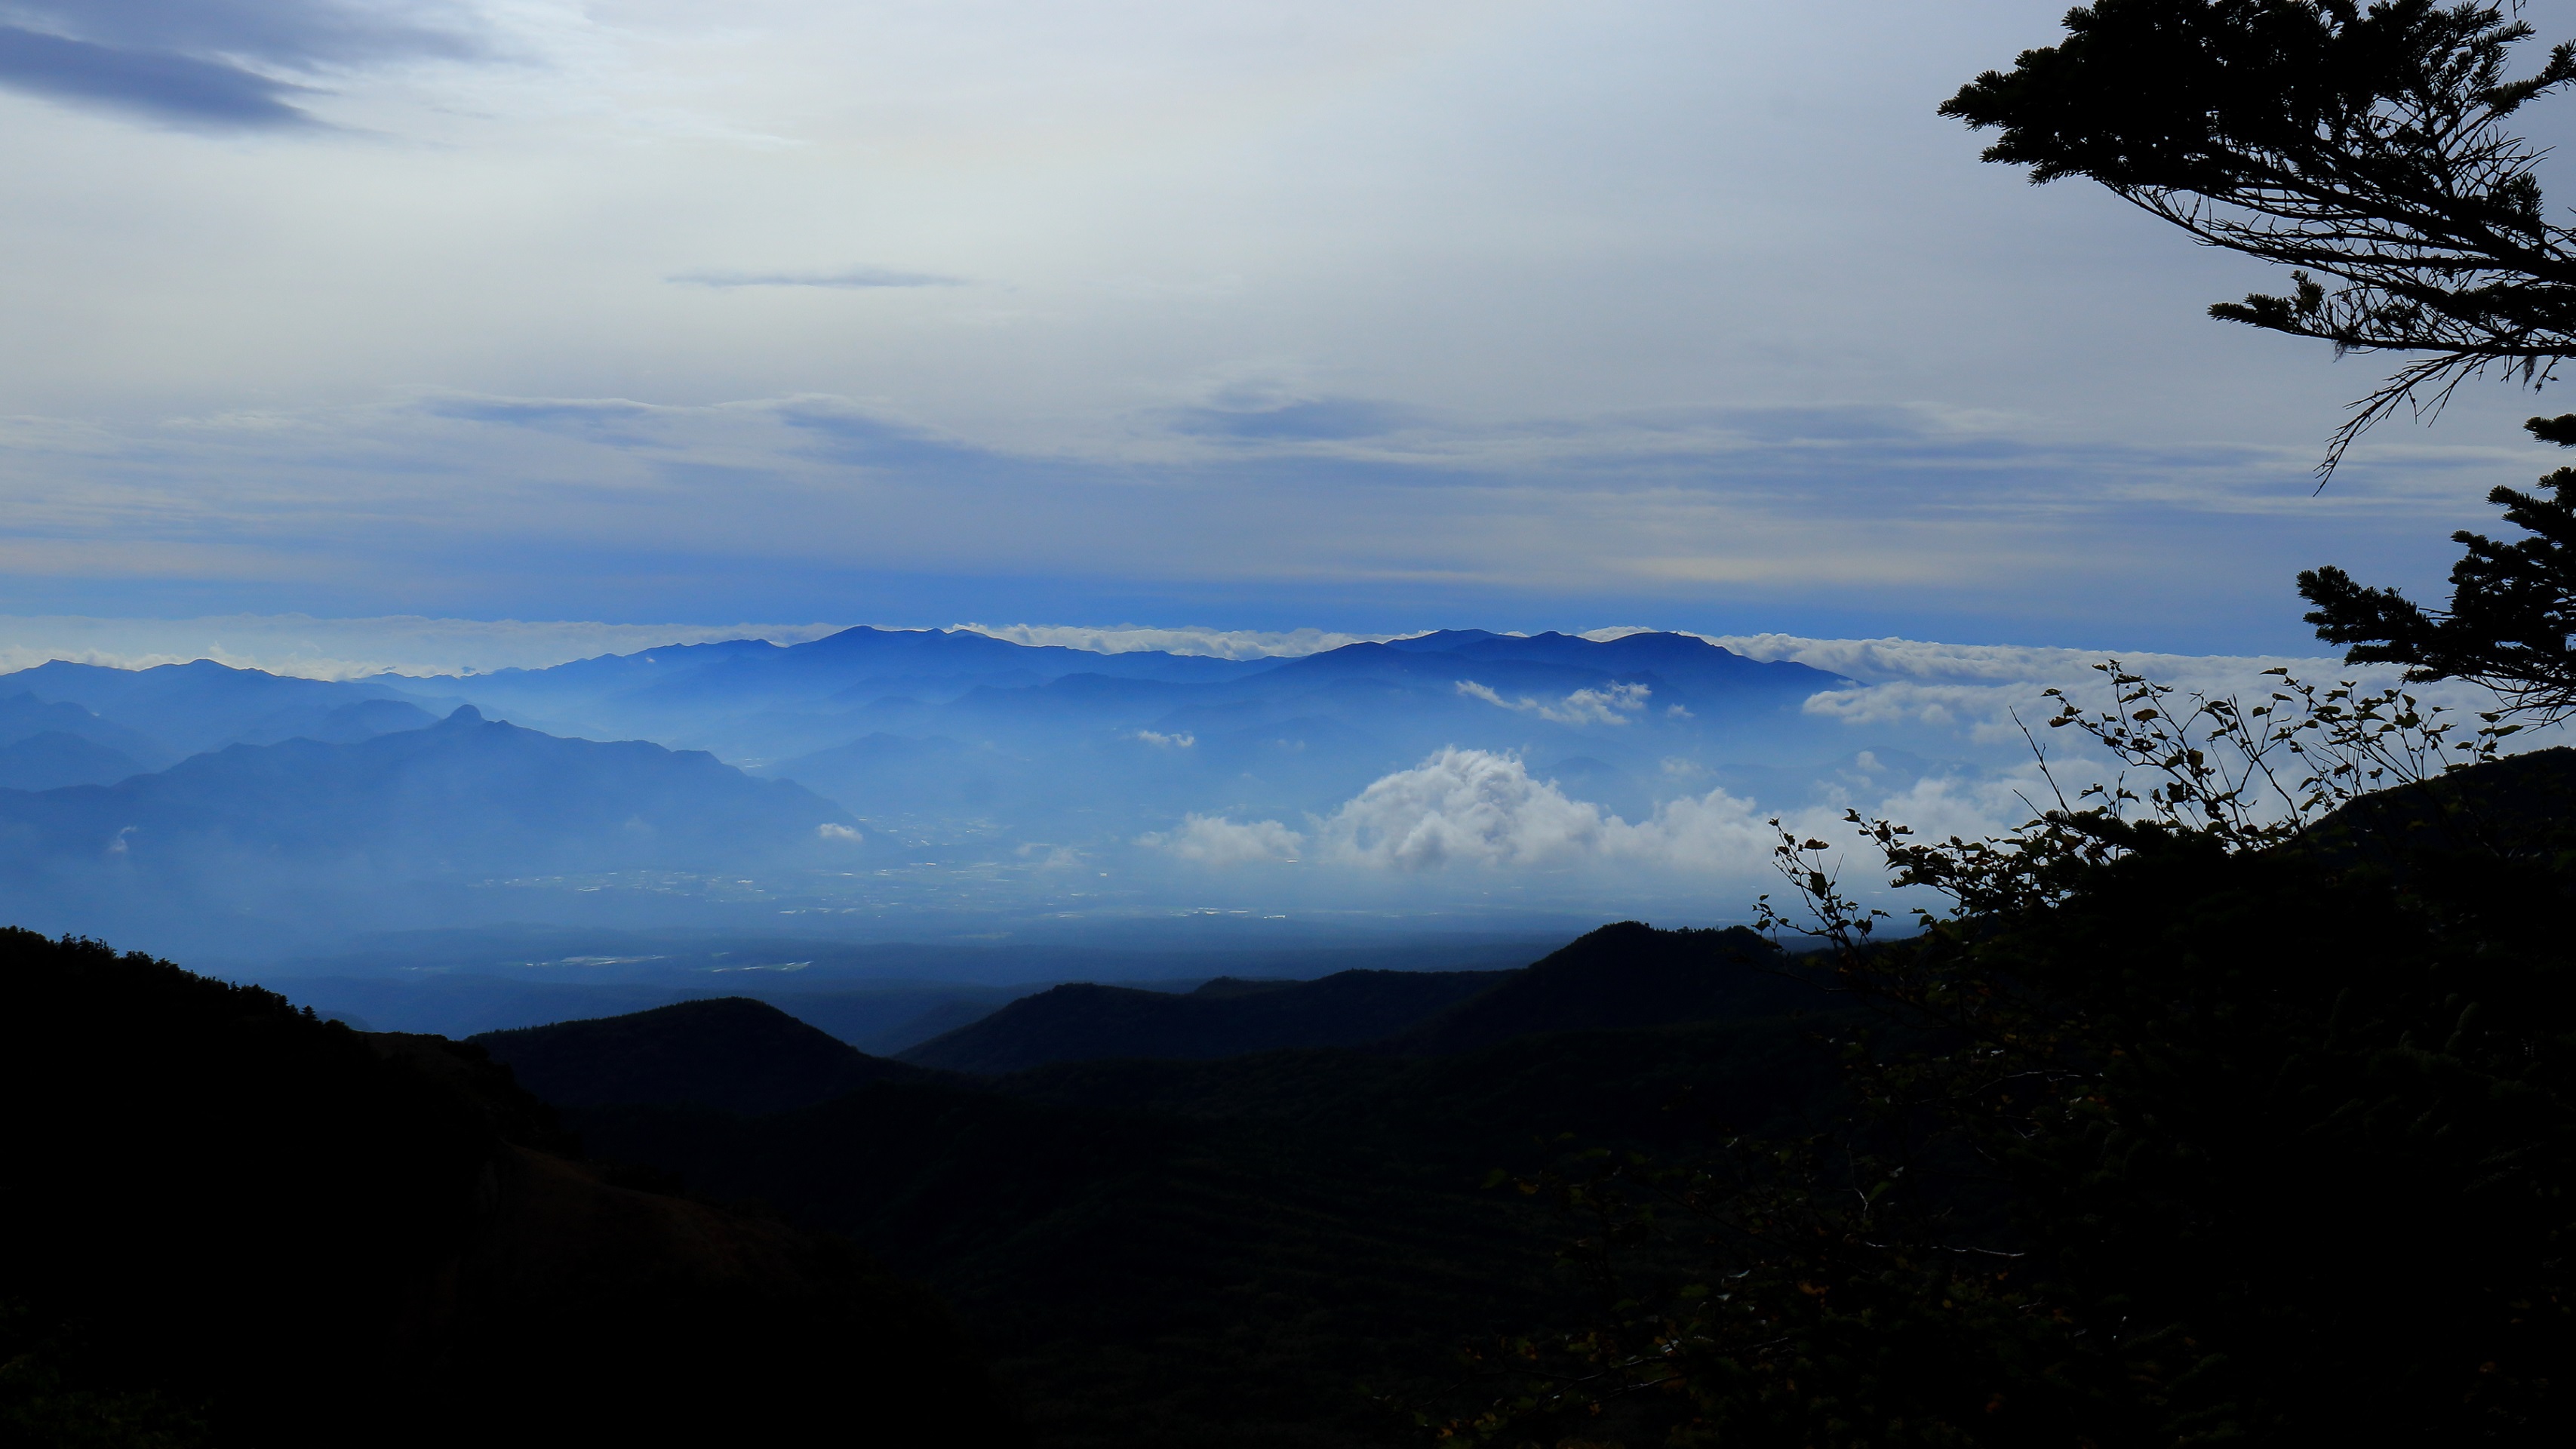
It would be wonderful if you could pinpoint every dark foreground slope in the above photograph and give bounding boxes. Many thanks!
[556,924,1845,1447]
[898,966,1511,1073]
[0,929,1019,1448]
[471,996,939,1113]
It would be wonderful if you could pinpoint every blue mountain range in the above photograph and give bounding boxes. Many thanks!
[0,627,1861,952]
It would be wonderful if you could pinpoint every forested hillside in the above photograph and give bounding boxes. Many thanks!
[550,924,1844,1447]
[0,930,1019,1447]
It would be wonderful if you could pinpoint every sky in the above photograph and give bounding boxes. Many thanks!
[5,1,2576,657]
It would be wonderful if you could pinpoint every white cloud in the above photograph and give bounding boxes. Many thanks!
[816,822,861,841]
[1701,632,2341,690]
[1455,678,1649,724]
[965,623,1398,659]
[1318,746,1609,869]
[1133,729,1197,748]
[1141,813,1305,864]
[1309,747,2043,880]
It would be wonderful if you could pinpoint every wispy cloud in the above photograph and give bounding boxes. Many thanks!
[668,268,965,290]
[962,623,1396,660]
[0,26,321,128]
[1456,678,1651,724]
[0,2,485,69]
[1168,396,1420,442]
[0,1,486,129]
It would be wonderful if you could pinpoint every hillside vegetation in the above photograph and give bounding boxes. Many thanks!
[0,929,1019,1447]
[509,923,1847,1447]
[471,996,940,1112]
[897,965,1514,1072]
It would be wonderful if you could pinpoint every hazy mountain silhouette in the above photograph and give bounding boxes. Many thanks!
[897,967,1514,1073]
[0,632,1867,957]
[0,706,860,949]
[0,706,850,876]
[736,629,1851,833]
[426,625,1275,755]
[472,997,937,1113]
[0,729,148,789]
[0,690,169,766]
[0,658,455,758]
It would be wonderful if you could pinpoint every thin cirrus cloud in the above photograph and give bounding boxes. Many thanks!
[0,26,319,127]
[668,268,967,291]
[1166,396,1422,442]
[0,1,484,129]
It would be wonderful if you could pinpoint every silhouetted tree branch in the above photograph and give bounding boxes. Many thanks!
[2301,412,2576,716]
[1943,1,2576,478]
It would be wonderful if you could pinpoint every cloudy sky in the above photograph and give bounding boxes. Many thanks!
[5,0,2574,657]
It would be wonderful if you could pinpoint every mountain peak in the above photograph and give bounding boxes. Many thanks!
[444,704,484,724]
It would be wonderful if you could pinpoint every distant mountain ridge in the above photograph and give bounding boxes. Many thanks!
[0,705,850,874]
[0,657,455,759]
[0,706,859,951]
[0,628,1864,955]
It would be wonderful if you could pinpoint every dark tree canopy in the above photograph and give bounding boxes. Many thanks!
[2300,416,2576,715]
[1943,1,2576,475]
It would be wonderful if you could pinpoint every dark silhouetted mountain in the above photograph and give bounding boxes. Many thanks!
[897,966,1513,1073]
[472,997,936,1114]
[1382,921,1803,1057]
[0,658,454,757]
[276,971,1039,1054]
[0,729,147,789]
[567,929,1846,1447]
[0,927,1019,1447]
[896,923,1806,1073]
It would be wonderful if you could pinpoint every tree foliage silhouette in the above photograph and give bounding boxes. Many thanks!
[1416,674,2576,1446]
[1943,0,2576,477]
[2300,440,2576,718]
[1947,2,2576,711]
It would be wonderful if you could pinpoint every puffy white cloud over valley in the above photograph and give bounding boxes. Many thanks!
[1148,746,2048,894]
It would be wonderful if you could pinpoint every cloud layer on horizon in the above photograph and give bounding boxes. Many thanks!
[0,385,2520,653]
[0,2,2571,649]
